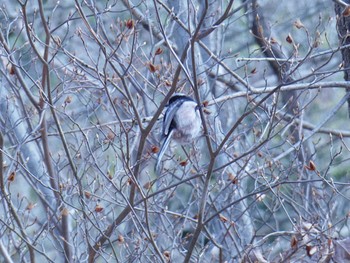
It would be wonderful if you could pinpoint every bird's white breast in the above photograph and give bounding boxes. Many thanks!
[172,101,201,144]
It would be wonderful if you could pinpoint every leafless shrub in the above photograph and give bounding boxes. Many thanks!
[0,0,349,262]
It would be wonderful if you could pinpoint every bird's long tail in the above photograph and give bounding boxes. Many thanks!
[155,130,173,174]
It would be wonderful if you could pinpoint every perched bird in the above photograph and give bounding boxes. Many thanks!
[155,94,202,173]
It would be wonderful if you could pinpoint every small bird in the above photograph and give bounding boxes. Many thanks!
[155,94,202,173]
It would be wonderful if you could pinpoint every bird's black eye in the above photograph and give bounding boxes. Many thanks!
[195,105,202,111]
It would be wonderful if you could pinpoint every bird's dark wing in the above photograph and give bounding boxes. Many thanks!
[162,99,185,136]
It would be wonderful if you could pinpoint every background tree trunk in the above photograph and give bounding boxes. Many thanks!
[335,0,350,117]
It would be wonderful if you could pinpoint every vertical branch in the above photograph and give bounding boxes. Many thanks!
[0,240,14,263]
[0,133,4,193]
[36,0,59,201]
[182,0,213,261]
[36,0,72,261]
[0,135,36,262]
[0,134,14,263]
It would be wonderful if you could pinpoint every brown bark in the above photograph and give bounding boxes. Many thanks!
[335,1,350,117]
